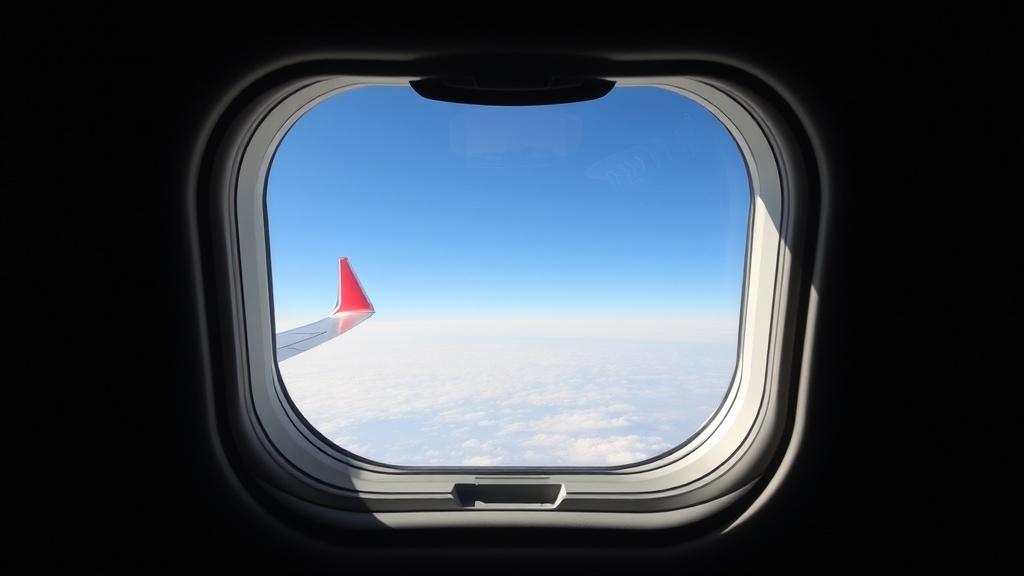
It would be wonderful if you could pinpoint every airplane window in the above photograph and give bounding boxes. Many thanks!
[266,86,750,467]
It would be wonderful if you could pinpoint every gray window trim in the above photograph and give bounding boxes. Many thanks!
[211,69,812,529]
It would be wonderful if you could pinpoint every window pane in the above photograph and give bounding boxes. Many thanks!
[267,86,749,466]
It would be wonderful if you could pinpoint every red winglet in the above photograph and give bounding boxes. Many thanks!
[331,257,374,316]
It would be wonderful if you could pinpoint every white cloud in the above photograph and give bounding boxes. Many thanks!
[522,433,673,465]
[460,438,496,451]
[462,455,505,466]
[279,319,735,466]
[436,410,488,423]
[535,411,634,433]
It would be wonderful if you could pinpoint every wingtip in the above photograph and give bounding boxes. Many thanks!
[332,257,374,315]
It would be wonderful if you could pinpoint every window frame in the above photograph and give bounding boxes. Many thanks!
[209,67,812,530]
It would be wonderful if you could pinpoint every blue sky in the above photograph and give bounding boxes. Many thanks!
[267,86,749,326]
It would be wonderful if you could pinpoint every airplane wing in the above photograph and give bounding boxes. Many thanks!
[275,257,374,362]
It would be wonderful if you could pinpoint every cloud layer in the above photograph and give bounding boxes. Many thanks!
[280,319,736,466]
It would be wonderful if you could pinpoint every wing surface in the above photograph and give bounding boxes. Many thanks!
[275,257,374,362]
